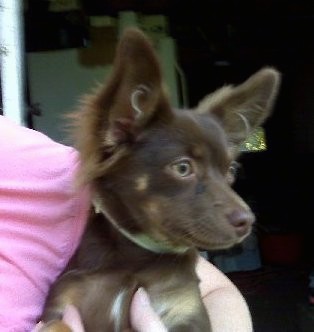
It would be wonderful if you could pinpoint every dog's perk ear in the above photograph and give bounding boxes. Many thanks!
[196,68,281,150]
[93,28,169,149]
[73,28,171,184]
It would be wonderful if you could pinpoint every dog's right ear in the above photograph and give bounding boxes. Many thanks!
[95,28,170,150]
[74,28,170,183]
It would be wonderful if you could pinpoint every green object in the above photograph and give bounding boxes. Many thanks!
[241,127,267,152]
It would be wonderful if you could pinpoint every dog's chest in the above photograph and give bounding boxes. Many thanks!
[75,222,205,330]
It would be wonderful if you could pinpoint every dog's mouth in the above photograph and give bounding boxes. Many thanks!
[192,229,252,251]
[182,234,251,251]
[159,221,253,252]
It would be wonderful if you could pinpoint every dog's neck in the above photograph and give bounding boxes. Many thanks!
[106,222,189,254]
[93,199,189,255]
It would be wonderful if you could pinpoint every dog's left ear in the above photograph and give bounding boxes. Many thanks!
[196,68,281,150]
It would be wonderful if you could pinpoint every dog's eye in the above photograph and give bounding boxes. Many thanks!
[227,161,240,183]
[229,161,240,176]
[171,160,193,177]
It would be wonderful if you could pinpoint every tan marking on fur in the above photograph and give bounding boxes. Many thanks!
[135,175,149,191]
[192,146,204,158]
[57,286,81,310]
[153,288,201,328]
[144,200,160,215]
[104,130,116,147]
[38,321,72,332]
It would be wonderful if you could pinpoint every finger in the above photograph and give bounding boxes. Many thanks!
[62,304,85,332]
[130,288,167,332]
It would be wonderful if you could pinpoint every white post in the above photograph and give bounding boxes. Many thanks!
[118,11,139,37]
[0,0,26,126]
[158,37,180,108]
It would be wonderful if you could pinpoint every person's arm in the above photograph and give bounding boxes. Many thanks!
[196,255,253,332]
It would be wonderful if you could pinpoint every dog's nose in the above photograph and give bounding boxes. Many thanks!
[227,210,255,237]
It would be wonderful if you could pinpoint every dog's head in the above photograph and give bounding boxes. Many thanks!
[74,28,280,253]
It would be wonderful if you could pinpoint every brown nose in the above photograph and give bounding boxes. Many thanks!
[227,210,255,237]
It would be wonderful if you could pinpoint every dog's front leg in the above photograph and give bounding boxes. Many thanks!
[169,323,211,332]
[146,281,212,332]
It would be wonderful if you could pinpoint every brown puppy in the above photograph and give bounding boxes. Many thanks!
[40,28,281,331]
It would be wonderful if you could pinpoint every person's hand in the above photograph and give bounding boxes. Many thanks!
[33,288,166,332]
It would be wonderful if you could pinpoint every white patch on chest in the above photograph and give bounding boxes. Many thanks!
[135,174,149,191]
[110,289,126,332]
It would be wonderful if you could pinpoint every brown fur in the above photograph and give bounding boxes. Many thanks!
[40,28,281,331]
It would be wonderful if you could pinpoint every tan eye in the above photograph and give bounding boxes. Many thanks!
[227,161,240,183]
[229,161,240,176]
[171,160,193,177]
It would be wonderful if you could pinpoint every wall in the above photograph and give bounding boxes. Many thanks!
[27,49,112,144]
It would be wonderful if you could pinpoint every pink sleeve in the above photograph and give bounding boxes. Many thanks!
[0,116,91,332]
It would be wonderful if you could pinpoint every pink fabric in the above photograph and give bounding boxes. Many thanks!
[0,116,91,332]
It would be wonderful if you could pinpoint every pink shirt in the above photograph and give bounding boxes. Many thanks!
[0,116,90,331]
